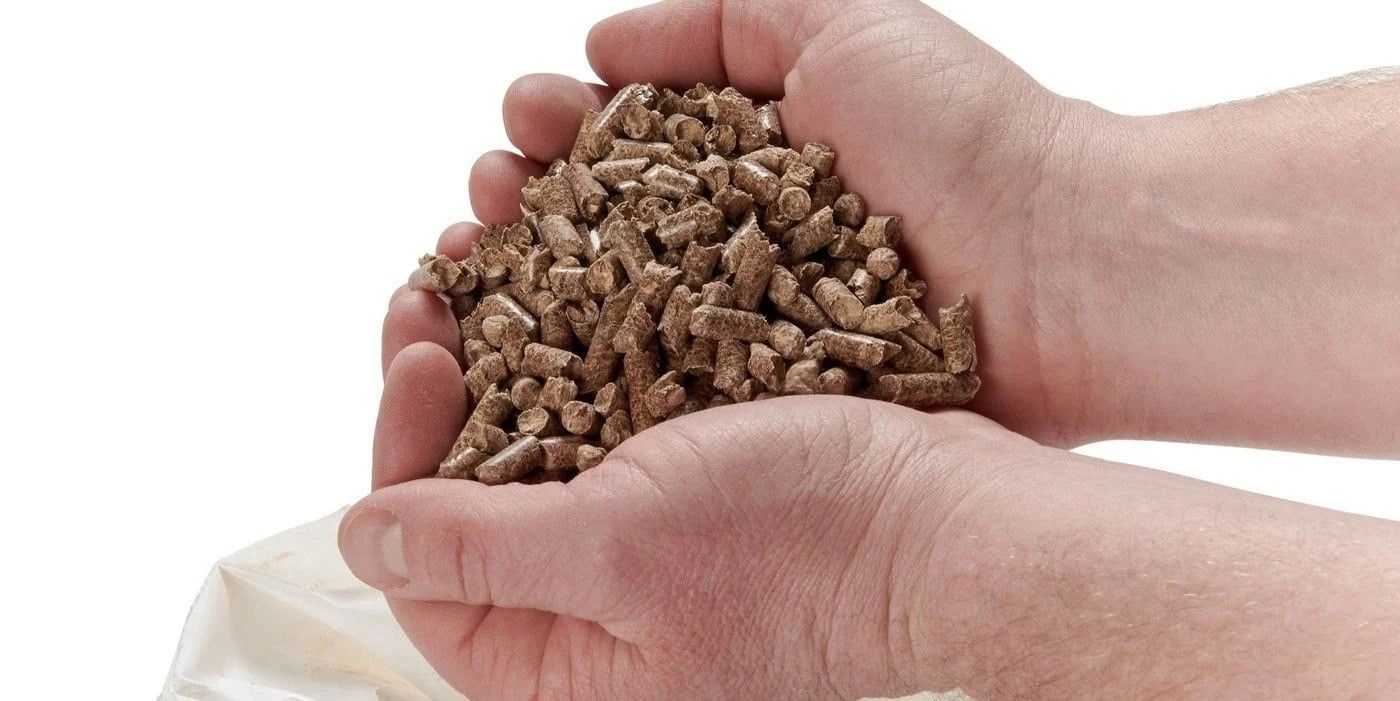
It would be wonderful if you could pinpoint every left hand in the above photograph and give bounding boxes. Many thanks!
[344,342,1024,698]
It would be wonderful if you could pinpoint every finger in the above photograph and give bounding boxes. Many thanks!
[585,0,854,98]
[386,600,634,699]
[339,478,630,623]
[382,289,460,376]
[388,283,412,308]
[503,73,613,163]
[469,150,543,225]
[372,342,467,489]
[436,221,483,259]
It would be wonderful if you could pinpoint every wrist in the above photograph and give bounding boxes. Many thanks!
[1050,91,1400,452]
[900,438,1400,698]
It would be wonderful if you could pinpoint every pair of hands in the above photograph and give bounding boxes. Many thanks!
[341,0,1400,698]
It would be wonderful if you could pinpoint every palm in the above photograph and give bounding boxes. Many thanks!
[376,396,1012,698]
[761,4,1086,441]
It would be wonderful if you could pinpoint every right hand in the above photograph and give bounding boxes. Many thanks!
[462,0,1116,445]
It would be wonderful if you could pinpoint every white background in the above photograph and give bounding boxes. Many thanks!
[1,0,1396,695]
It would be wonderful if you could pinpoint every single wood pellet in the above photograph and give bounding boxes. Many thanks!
[408,83,982,484]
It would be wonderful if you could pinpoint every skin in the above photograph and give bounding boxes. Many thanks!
[341,0,1400,698]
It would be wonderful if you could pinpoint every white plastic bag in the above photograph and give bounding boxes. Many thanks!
[160,508,464,700]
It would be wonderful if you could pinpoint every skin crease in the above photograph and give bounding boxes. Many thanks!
[339,0,1400,698]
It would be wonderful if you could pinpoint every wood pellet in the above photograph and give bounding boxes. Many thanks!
[407,83,981,485]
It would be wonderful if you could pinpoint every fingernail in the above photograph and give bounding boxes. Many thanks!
[341,509,409,588]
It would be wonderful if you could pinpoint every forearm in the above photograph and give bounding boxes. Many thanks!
[906,447,1400,698]
[1058,70,1400,454]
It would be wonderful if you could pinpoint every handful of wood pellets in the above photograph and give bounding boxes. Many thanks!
[407,83,980,485]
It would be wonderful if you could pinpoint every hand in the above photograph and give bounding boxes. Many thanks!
[343,344,1400,698]
[344,376,1013,698]
[400,0,1111,446]
[390,0,1400,454]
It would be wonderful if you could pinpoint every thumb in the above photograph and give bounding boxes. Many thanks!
[339,478,633,623]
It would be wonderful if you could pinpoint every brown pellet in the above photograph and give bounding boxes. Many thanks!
[701,280,734,307]
[766,266,830,332]
[903,307,942,350]
[731,239,780,311]
[657,285,697,362]
[663,113,706,145]
[575,444,607,470]
[465,421,510,454]
[812,328,900,370]
[711,184,754,221]
[856,215,901,248]
[713,339,749,393]
[592,157,649,188]
[592,381,627,416]
[785,207,838,260]
[560,400,601,435]
[413,81,983,485]
[875,371,981,407]
[537,376,578,412]
[521,174,579,221]
[776,186,812,221]
[866,247,899,280]
[818,366,859,395]
[477,293,539,340]
[800,142,836,179]
[517,406,563,437]
[883,268,927,300]
[747,343,786,391]
[682,336,717,375]
[539,436,586,471]
[857,296,915,335]
[408,254,461,293]
[540,300,574,349]
[565,299,600,346]
[475,436,544,485]
[438,444,488,479]
[636,261,684,312]
[690,304,771,342]
[645,370,687,417]
[783,358,821,395]
[623,343,662,431]
[847,268,880,305]
[509,376,542,411]
[561,163,609,222]
[610,300,655,355]
[885,330,945,373]
[939,294,977,373]
[680,241,723,290]
[694,154,730,192]
[755,101,783,144]
[601,218,655,281]
[463,339,493,365]
[768,319,805,361]
[465,352,508,401]
[520,343,583,379]
[813,277,865,330]
[599,410,633,449]
[732,161,780,205]
[469,387,513,428]
[832,193,866,228]
[642,163,702,200]
[569,108,600,163]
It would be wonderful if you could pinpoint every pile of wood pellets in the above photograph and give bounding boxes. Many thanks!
[407,83,980,485]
